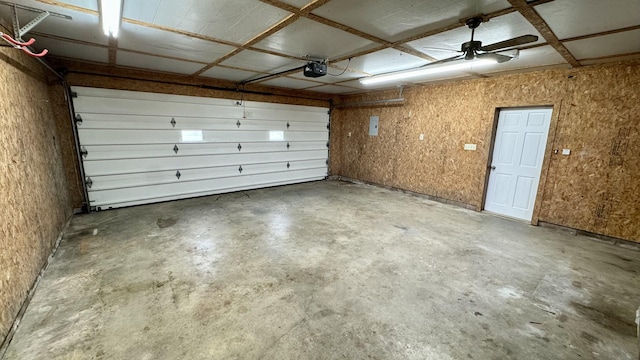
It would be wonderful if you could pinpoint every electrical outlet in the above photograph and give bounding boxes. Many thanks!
[562,149,571,155]
[464,144,477,151]
[419,134,424,141]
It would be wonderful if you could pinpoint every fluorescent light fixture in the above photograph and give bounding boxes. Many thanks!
[359,58,498,85]
[100,0,123,38]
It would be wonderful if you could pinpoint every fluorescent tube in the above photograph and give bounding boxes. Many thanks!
[359,58,498,85]
[100,0,123,38]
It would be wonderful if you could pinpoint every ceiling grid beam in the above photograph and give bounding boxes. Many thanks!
[506,0,580,67]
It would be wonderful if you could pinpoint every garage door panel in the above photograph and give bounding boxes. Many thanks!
[78,114,328,132]
[83,150,328,175]
[72,86,329,209]
[82,141,328,160]
[74,87,325,114]
[77,129,328,145]
[74,97,328,123]
[88,168,327,208]
[87,159,328,191]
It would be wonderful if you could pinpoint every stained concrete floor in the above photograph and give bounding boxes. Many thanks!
[4,180,640,359]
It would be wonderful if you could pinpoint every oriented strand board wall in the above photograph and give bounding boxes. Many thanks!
[48,60,333,209]
[331,61,640,243]
[0,49,72,342]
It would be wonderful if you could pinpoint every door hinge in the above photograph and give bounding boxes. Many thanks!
[286,162,290,169]
[326,141,330,148]
[236,120,241,128]
[286,122,290,129]
[238,165,243,173]
[74,114,82,124]
[173,144,179,154]
[286,142,290,149]
[85,176,93,189]
[170,118,176,127]
[80,146,88,159]
[237,143,242,151]
[70,91,78,98]
[176,170,181,179]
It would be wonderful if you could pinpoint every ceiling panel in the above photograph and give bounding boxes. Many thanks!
[0,2,107,45]
[116,51,206,75]
[480,45,568,75]
[253,18,377,60]
[332,48,429,75]
[406,12,544,60]
[564,29,640,61]
[260,77,324,89]
[535,0,640,40]
[304,84,360,94]
[118,22,235,63]
[199,67,261,82]
[312,0,512,42]
[122,0,291,44]
[279,0,313,8]
[220,50,305,73]
[55,0,98,11]
[32,36,108,63]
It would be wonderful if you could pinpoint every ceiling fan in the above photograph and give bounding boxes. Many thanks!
[428,16,539,65]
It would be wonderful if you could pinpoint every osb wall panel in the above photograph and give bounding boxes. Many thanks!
[542,64,640,241]
[0,49,72,341]
[331,61,640,243]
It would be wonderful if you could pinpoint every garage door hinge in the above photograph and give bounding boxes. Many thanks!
[286,122,290,129]
[286,142,290,149]
[170,118,176,127]
[237,143,242,151]
[326,141,330,148]
[80,146,88,159]
[326,159,329,165]
[74,114,82,124]
[70,91,78,98]
[176,170,181,179]
[287,162,290,169]
[236,120,241,128]
[327,123,330,130]
[238,165,243,173]
[85,177,93,189]
[173,144,179,154]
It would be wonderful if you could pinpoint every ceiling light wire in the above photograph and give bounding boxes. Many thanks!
[328,57,352,76]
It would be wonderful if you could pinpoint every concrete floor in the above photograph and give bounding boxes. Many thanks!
[4,180,640,359]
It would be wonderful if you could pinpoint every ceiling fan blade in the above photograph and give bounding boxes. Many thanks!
[425,54,465,66]
[479,35,538,52]
[477,52,514,63]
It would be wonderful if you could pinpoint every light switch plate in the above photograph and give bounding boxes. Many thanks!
[369,116,379,136]
[419,134,424,141]
[562,149,571,155]
[464,144,477,151]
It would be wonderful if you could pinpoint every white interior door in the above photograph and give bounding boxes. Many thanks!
[72,87,329,210]
[484,107,552,220]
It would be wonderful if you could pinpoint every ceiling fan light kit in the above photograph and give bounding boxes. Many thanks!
[360,16,537,86]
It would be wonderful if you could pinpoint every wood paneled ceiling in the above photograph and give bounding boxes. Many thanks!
[1,0,639,94]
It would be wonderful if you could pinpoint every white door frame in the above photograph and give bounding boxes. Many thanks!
[482,106,553,222]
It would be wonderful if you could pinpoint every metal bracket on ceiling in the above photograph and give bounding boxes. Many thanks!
[0,1,72,57]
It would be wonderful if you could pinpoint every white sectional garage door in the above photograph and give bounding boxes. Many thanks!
[72,87,329,210]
